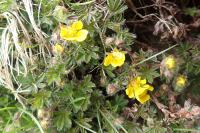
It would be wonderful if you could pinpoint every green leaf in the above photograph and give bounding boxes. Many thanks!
[105,69,116,78]
[107,0,127,15]
[29,90,51,109]
[184,7,198,16]
[54,110,72,130]
[91,52,99,59]
[111,95,128,112]
[17,73,35,85]
[46,64,65,85]
[143,125,167,133]
[139,66,160,83]
[0,0,14,13]
[53,6,69,23]
[79,75,95,91]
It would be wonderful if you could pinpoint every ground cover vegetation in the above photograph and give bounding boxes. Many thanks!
[0,0,200,132]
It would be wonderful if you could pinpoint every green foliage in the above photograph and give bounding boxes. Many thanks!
[107,0,128,15]
[139,66,160,83]
[176,43,200,95]
[29,90,51,109]
[184,7,198,16]
[0,0,199,132]
[0,0,14,13]
[53,6,69,23]
[54,110,72,130]
[46,64,65,85]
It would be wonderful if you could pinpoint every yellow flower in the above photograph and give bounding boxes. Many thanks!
[53,43,64,54]
[125,76,154,104]
[60,20,88,42]
[104,48,125,67]
[164,55,176,69]
[176,75,187,87]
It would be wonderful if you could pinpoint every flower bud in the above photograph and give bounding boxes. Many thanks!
[114,38,124,47]
[164,55,176,70]
[105,37,114,45]
[113,117,124,127]
[37,109,45,120]
[53,43,64,54]
[37,108,52,120]
[160,55,177,81]
[106,84,117,95]
[173,75,187,92]
[40,119,50,129]
[100,76,107,87]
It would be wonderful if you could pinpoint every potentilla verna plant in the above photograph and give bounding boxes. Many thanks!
[0,0,200,132]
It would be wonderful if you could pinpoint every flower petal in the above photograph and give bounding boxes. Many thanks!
[110,51,125,67]
[75,29,88,42]
[72,20,83,30]
[60,26,77,41]
[54,44,64,53]
[140,78,147,85]
[104,54,112,66]
[137,94,150,104]
[126,86,135,98]
[143,84,154,91]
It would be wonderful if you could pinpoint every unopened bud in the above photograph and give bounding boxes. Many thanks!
[37,108,52,120]
[114,117,124,127]
[164,55,176,70]
[114,38,124,47]
[53,43,64,54]
[40,119,50,129]
[105,37,114,45]
[160,55,177,81]
[173,75,187,92]
[107,84,117,95]
[100,76,107,87]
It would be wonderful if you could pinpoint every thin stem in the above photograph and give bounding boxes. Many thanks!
[132,44,179,68]
[99,110,119,133]
[74,120,97,133]
[173,128,200,132]
[18,108,45,133]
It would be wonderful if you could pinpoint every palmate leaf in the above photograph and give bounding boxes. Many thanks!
[46,64,65,85]
[110,95,128,113]
[143,125,167,133]
[139,66,160,83]
[184,7,198,16]
[0,0,14,13]
[54,110,72,131]
[29,90,51,109]
[107,0,128,15]
[79,75,95,92]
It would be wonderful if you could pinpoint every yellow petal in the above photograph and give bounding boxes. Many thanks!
[140,78,147,85]
[113,48,119,52]
[142,84,154,91]
[60,26,77,41]
[165,56,175,69]
[134,88,147,97]
[54,44,64,53]
[110,51,125,67]
[176,75,186,87]
[126,86,135,98]
[72,20,83,30]
[136,76,141,81]
[104,54,112,66]
[75,29,88,42]
[137,94,150,104]
[60,26,68,39]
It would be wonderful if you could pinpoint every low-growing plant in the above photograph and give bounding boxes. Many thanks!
[0,0,200,133]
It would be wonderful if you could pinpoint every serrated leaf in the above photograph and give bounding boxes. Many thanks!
[55,111,72,130]
[46,64,65,85]
[29,90,51,109]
